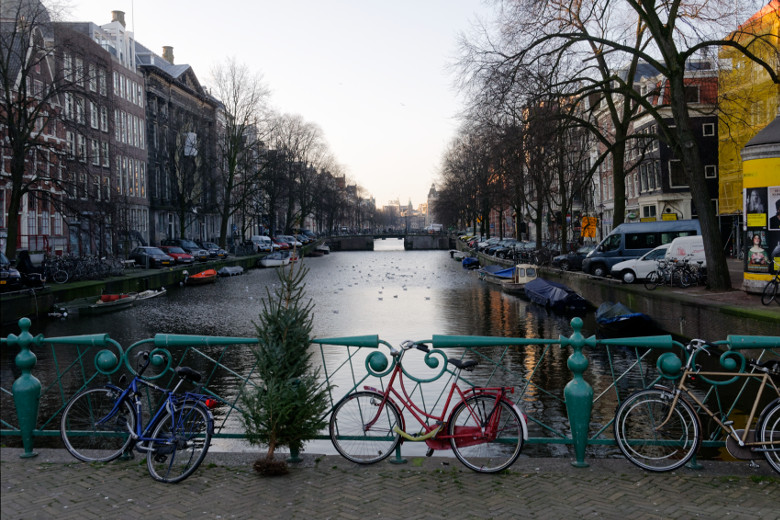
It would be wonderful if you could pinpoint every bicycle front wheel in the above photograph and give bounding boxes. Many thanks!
[52,269,68,284]
[644,271,660,290]
[448,395,524,473]
[761,280,778,305]
[60,387,135,462]
[329,391,402,464]
[614,388,700,472]
[147,402,213,483]
[756,398,780,474]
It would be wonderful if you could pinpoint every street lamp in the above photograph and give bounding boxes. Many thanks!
[597,203,605,241]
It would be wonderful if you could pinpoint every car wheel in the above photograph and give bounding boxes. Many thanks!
[592,265,607,277]
[621,270,636,284]
[560,260,570,271]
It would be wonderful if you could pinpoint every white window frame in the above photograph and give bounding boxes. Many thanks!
[702,123,715,136]
[704,165,717,179]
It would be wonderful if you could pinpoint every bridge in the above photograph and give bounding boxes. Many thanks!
[328,232,453,251]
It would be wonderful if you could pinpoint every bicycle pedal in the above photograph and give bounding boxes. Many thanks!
[426,448,434,457]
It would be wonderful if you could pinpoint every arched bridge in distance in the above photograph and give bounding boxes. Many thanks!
[328,231,453,251]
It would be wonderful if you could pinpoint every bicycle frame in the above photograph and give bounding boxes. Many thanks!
[659,369,780,452]
[362,348,517,451]
[99,373,212,451]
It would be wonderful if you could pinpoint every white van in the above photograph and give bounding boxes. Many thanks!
[250,235,274,253]
[664,235,706,266]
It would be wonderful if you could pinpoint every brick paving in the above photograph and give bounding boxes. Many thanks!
[2,448,778,520]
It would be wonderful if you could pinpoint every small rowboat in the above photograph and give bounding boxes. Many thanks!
[135,287,167,301]
[183,269,218,285]
[81,293,138,315]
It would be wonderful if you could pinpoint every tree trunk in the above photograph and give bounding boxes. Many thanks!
[667,73,731,291]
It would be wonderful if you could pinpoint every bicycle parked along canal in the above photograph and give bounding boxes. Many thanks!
[761,258,780,305]
[613,338,780,474]
[60,351,217,483]
[329,339,528,473]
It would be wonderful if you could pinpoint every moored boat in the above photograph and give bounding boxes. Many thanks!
[183,269,218,285]
[477,265,515,285]
[595,301,654,338]
[258,251,291,268]
[217,266,244,276]
[135,287,167,300]
[78,293,138,315]
[462,257,479,270]
[524,278,590,314]
[500,264,538,296]
[315,243,330,254]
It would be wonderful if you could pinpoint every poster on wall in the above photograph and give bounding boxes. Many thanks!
[745,185,780,274]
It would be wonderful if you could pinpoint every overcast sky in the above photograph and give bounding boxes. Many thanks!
[63,0,495,208]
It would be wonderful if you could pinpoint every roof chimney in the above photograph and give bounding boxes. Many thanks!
[162,46,174,64]
[111,10,126,27]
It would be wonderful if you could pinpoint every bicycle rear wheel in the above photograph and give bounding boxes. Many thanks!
[329,391,402,464]
[761,279,778,305]
[60,387,135,462]
[756,398,780,474]
[147,402,213,483]
[614,388,700,472]
[448,395,523,473]
[52,269,68,284]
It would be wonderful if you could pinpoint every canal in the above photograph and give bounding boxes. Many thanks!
[2,239,647,458]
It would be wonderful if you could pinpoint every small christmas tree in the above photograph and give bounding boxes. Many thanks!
[241,260,330,475]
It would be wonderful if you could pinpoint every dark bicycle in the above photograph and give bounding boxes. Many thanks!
[60,352,217,483]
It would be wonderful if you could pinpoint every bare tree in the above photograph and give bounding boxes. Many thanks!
[210,58,271,247]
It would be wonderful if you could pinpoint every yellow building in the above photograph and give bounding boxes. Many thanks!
[718,1,780,216]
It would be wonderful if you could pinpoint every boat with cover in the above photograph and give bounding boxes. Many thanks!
[217,266,244,276]
[524,278,590,313]
[500,264,538,295]
[595,301,653,338]
[462,257,479,270]
[477,264,515,285]
[183,269,218,285]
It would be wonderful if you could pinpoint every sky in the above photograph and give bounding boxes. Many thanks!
[63,0,496,208]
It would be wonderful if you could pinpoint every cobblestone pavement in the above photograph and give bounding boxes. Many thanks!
[2,449,778,520]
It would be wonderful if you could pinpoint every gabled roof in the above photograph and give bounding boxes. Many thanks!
[134,40,212,100]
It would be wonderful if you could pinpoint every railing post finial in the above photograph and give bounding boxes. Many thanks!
[8,318,42,458]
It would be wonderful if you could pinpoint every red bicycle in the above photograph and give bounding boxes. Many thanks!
[329,340,528,473]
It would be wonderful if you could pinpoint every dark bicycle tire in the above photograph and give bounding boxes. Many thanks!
[448,395,524,473]
[147,401,213,483]
[644,271,660,290]
[60,387,135,463]
[761,279,778,305]
[329,391,402,464]
[614,388,700,472]
[52,269,69,284]
[756,398,780,474]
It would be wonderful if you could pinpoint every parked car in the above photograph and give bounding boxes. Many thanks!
[610,244,670,284]
[552,244,596,271]
[161,238,209,261]
[128,246,175,268]
[251,235,274,253]
[198,241,228,259]
[272,237,291,250]
[158,245,195,264]
[0,252,24,292]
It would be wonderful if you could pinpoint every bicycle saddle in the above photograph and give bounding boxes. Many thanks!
[175,366,202,382]
[448,358,478,371]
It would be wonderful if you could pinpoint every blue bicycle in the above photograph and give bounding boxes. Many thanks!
[60,352,216,483]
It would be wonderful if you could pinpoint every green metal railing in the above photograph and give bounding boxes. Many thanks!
[2,316,778,467]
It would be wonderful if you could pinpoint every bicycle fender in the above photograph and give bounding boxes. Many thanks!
[507,400,529,441]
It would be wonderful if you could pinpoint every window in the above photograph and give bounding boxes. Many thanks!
[99,69,107,96]
[704,165,717,179]
[668,160,688,188]
[702,123,715,136]
[114,109,120,140]
[90,101,99,129]
[684,85,700,103]
[89,64,97,92]
[91,139,100,165]
[75,97,84,124]
[642,205,657,219]
[101,142,110,167]
[77,134,86,162]
[63,53,72,81]
[113,71,119,95]
[65,131,75,158]
[64,93,73,120]
[100,106,108,132]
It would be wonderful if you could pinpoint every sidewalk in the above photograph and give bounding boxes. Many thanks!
[2,448,778,520]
